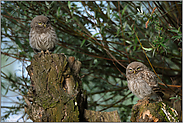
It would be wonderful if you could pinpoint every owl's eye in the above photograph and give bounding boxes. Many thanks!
[129,68,133,71]
[38,22,42,25]
[137,67,141,70]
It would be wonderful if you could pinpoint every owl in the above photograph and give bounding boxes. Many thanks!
[29,15,58,53]
[126,62,163,101]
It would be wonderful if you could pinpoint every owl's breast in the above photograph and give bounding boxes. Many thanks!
[127,73,153,99]
[29,28,57,51]
[40,32,51,40]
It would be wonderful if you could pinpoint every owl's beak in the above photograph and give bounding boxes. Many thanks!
[133,70,136,74]
[44,24,47,27]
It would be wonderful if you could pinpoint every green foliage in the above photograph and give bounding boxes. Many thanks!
[1,1,182,121]
[170,95,182,102]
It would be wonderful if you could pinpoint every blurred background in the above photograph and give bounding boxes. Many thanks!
[1,1,182,122]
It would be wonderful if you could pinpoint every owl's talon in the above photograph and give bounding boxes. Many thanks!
[45,50,49,54]
[45,50,52,57]
[38,50,44,57]
[41,50,44,54]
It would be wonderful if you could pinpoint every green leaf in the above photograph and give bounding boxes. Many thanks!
[57,7,61,17]
[46,10,50,15]
[80,39,86,48]
[24,10,27,15]
[125,41,132,44]
[121,5,128,17]
[169,28,180,33]
[45,1,50,9]
[169,97,177,99]
[92,33,100,37]
[142,46,153,51]
[115,28,121,37]
[113,13,119,19]
[107,4,110,18]
[4,85,9,95]
[68,1,71,10]
[123,21,127,29]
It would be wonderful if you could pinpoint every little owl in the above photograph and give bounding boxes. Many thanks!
[126,62,163,101]
[29,15,58,53]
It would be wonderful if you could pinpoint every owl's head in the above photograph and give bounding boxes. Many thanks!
[30,15,51,32]
[126,62,148,75]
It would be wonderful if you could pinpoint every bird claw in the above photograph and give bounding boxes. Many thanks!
[41,50,44,54]
[45,50,52,57]
[38,50,45,57]
[45,50,50,54]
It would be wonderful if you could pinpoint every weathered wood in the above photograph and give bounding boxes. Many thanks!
[130,99,179,122]
[84,109,121,122]
[26,53,86,122]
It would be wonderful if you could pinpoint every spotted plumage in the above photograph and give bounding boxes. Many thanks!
[126,62,163,101]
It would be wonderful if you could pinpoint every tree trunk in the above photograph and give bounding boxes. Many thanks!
[26,53,87,121]
[25,53,121,122]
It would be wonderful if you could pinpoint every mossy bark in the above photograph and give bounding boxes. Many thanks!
[26,53,86,122]
[25,53,121,122]
[130,99,179,122]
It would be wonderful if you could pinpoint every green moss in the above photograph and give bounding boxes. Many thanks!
[158,102,179,122]
[159,105,167,121]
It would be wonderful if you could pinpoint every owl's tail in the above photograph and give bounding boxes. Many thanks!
[152,86,164,102]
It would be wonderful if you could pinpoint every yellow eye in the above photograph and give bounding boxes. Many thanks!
[38,22,42,25]
[129,69,132,71]
[137,67,141,70]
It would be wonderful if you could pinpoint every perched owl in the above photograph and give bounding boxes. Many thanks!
[126,62,163,101]
[29,15,58,53]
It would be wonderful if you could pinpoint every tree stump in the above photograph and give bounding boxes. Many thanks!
[25,53,121,122]
[84,109,121,122]
[130,99,179,122]
[26,53,87,122]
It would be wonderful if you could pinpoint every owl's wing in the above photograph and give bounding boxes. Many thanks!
[141,71,164,97]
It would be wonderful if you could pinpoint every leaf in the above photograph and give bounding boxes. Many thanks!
[57,7,61,17]
[123,21,127,29]
[121,5,128,17]
[125,41,132,44]
[68,1,71,10]
[113,13,119,19]
[46,10,50,15]
[4,85,9,95]
[169,29,179,33]
[107,4,110,18]
[80,39,86,48]
[115,28,121,37]
[142,46,153,51]
[45,1,50,9]
[172,36,182,41]
[92,33,100,37]
[169,96,177,100]
[24,10,27,15]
